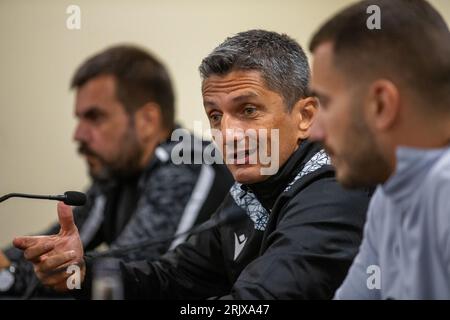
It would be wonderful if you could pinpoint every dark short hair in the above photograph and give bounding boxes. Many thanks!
[309,0,450,112]
[71,45,175,129]
[199,29,310,110]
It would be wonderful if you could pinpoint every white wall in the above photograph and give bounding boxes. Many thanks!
[1,0,449,246]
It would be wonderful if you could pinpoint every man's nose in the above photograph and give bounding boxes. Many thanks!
[73,122,90,143]
[221,116,247,144]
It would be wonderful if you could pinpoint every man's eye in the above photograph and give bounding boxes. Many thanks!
[90,114,101,122]
[243,106,257,116]
[84,111,106,124]
[209,113,222,123]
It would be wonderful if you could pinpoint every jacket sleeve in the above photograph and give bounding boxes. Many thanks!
[81,204,236,299]
[230,176,370,299]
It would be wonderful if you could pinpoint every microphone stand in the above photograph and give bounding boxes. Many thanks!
[0,193,62,203]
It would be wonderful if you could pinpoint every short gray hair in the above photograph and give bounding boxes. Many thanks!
[199,29,310,110]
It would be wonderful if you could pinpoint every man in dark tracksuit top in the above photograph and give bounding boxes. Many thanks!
[13,30,371,299]
[1,136,232,297]
[0,45,232,297]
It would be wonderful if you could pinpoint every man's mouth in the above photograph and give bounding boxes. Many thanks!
[78,145,103,164]
[85,154,97,162]
[78,146,101,167]
[227,148,257,165]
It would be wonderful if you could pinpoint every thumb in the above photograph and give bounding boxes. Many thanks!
[57,201,76,233]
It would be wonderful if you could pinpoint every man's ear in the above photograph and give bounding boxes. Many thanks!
[133,102,162,142]
[291,97,318,140]
[366,80,400,131]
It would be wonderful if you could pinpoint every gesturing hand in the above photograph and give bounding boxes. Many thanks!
[13,202,85,292]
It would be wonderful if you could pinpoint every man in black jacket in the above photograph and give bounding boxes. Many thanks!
[13,30,371,299]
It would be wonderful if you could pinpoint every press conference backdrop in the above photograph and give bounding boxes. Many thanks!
[1,0,449,247]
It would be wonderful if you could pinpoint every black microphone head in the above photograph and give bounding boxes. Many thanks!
[63,191,87,206]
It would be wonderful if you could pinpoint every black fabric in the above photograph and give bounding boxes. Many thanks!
[79,140,372,299]
[99,176,140,245]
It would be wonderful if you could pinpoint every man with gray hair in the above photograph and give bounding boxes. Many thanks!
[13,30,371,299]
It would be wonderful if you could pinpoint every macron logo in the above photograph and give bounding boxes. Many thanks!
[234,233,247,260]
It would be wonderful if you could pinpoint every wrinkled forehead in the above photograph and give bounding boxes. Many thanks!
[202,70,265,92]
[202,70,281,106]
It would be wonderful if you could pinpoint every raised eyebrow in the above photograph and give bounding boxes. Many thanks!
[231,92,258,103]
[203,100,217,109]
[203,92,259,109]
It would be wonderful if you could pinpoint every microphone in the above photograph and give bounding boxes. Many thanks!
[91,206,246,259]
[0,191,87,206]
